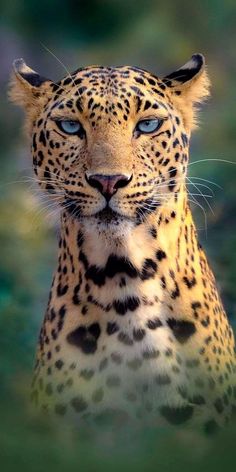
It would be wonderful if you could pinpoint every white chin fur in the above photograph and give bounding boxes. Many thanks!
[81,216,135,240]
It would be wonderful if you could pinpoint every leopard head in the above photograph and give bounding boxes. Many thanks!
[10,55,210,234]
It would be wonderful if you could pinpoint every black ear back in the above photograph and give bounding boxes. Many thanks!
[163,54,205,86]
[13,58,50,87]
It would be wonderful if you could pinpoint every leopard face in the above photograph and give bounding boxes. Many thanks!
[11,55,209,234]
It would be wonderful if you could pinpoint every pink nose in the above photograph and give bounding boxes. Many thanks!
[85,173,132,200]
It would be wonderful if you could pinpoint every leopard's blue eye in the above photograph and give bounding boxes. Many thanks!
[136,118,163,134]
[56,120,84,136]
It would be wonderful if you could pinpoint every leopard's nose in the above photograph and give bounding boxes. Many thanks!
[85,173,132,201]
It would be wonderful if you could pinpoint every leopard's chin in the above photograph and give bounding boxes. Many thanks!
[79,209,135,239]
[82,206,134,224]
[94,207,121,224]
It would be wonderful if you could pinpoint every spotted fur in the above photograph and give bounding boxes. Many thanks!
[10,54,236,432]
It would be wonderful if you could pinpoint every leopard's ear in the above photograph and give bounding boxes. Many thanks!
[9,58,52,109]
[162,54,210,130]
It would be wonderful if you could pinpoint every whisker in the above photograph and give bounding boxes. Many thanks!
[189,176,222,190]
[188,198,208,237]
[189,158,236,167]
[187,177,214,215]
[40,42,77,89]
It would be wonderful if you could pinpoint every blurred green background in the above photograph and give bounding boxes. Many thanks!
[0,0,236,470]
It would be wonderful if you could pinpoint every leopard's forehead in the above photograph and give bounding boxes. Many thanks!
[49,66,171,121]
[54,65,168,101]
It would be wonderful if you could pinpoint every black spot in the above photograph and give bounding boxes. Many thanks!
[80,369,94,380]
[147,318,162,330]
[136,96,142,113]
[32,133,37,152]
[66,323,101,354]
[168,179,176,192]
[39,130,46,146]
[147,77,156,86]
[169,166,177,178]
[181,132,188,147]
[106,255,138,278]
[165,348,173,357]
[191,395,206,405]
[160,405,193,425]
[55,359,64,370]
[173,138,179,148]
[191,301,201,311]
[78,86,87,94]
[63,77,72,85]
[183,276,197,289]
[156,250,167,261]
[134,77,144,85]
[57,284,68,297]
[72,283,81,305]
[85,254,138,287]
[113,296,140,315]
[81,305,88,315]
[133,328,146,341]
[99,358,109,371]
[130,85,144,96]
[143,349,160,359]
[170,282,180,300]
[167,318,196,344]
[149,226,157,238]
[79,250,89,270]
[144,100,151,110]
[85,265,105,286]
[156,374,171,385]
[88,97,94,109]
[107,322,119,335]
[119,277,126,288]
[49,308,56,322]
[111,352,122,365]
[141,258,157,280]
[59,305,66,317]
[214,398,224,414]
[160,276,166,289]
[201,316,210,328]
[118,332,133,346]
[71,396,88,412]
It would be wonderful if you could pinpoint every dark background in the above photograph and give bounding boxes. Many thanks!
[0,1,236,470]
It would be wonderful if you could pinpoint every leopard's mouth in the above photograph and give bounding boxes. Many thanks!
[92,206,135,228]
[64,199,132,225]
[94,207,120,223]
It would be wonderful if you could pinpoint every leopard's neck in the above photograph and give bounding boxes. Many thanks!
[48,189,204,319]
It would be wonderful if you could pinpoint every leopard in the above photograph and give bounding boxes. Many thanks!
[10,53,236,433]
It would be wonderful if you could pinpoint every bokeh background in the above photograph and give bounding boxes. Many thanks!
[0,1,236,471]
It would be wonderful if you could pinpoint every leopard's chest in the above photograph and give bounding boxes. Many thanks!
[33,301,206,425]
